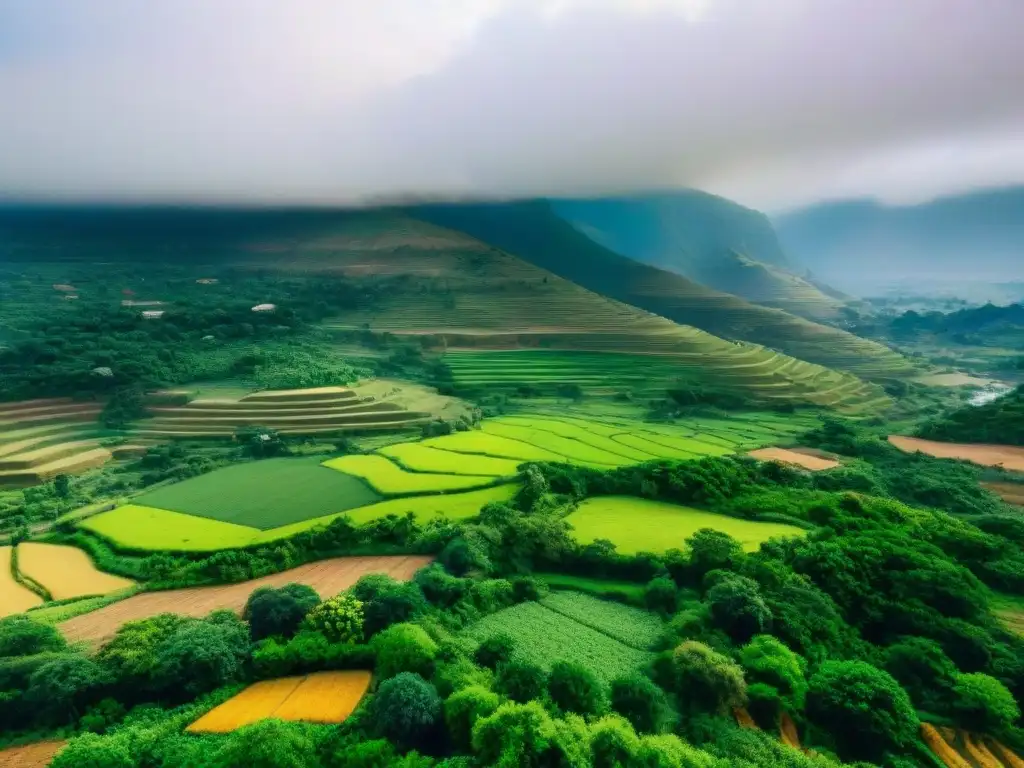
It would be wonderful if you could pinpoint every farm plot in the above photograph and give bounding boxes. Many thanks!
[16,543,135,601]
[539,592,664,650]
[323,454,498,494]
[134,457,382,529]
[187,671,372,733]
[748,447,840,471]
[566,496,807,555]
[461,601,654,682]
[59,555,432,646]
[379,442,522,476]
[889,435,1024,472]
[479,422,631,466]
[0,545,42,617]
[422,431,566,462]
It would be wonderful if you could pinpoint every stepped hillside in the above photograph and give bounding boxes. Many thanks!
[409,201,914,381]
[551,192,842,319]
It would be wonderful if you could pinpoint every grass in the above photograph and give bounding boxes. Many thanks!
[79,485,518,552]
[536,572,647,603]
[134,457,383,530]
[538,592,664,650]
[565,496,808,555]
[323,454,499,494]
[461,601,655,682]
[422,431,566,462]
[378,442,522,476]
[16,543,135,601]
[0,545,42,617]
[187,671,372,732]
[25,593,131,625]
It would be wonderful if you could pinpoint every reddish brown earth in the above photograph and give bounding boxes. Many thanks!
[0,741,66,767]
[748,447,840,471]
[889,435,1024,472]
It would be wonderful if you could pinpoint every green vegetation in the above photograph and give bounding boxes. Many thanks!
[378,443,522,476]
[565,497,807,555]
[538,592,664,650]
[323,455,502,494]
[919,385,1024,446]
[535,572,646,603]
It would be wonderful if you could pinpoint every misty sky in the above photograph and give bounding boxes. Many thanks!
[1,0,1022,212]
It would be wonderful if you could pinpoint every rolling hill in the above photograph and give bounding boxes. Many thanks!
[409,200,915,381]
[551,191,843,319]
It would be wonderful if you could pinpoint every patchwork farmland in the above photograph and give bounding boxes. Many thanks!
[59,554,431,645]
[15,542,134,601]
[0,545,42,617]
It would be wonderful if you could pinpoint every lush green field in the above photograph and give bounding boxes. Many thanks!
[135,457,382,529]
[565,496,807,555]
[539,592,664,650]
[421,431,566,462]
[461,601,655,682]
[535,572,647,603]
[378,442,522,476]
[81,484,518,551]
[323,455,499,494]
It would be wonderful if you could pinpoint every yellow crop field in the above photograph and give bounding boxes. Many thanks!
[0,546,42,617]
[16,543,135,600]
[187,671,372,733]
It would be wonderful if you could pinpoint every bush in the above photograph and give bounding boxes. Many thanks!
[547,661,607,717]
[590,715,642,768]
[152,618,249,698]
[496,660,548,703]
[610,673,671,734]
[252,631,375,678]
[362,582,429,637]
[0,616,67,657]
[212,718,319,768]
[739,635,807,713]
[952,672,1020,733]
[372,623,438,680]
[473,634,516,670]
[303,593,364,644]
[669,641,747,715]
[243,584,321,641]
[883,636,958,709]
[373,672,442,750]
[444,684,501,750]
[472,701,557,768]
[643,576,678,615]
[705,575,772,644]
[50,733,134,768]
[27,655,110,722]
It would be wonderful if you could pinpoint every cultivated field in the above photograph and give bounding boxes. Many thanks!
[59,555,432,645]
[888,435,1024,472]
[379,442,523,476]
[748,447,840,471]
[539,592,663,650]
[80,485,518,552]
[16,542,135,601]
[462,600,656,682]
[135,457,382,529]
[323,454,499,494]
[565,496,807,555]
[0,741,66,767]
[187,671,372,733]
[0,545,42,617]
[536,573,646,603]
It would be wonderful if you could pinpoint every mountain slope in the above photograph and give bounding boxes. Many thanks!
[409,200,914,381]
[774,187,1024,294]
[552,192,842,318]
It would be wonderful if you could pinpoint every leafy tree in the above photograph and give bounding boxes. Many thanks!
[883,636,958,709]
[644,576,679,615]
[806,660,918,762]
[244,583,321,641]
[357,580,428,636]
[372,623,438,680]
[952,672,1020,733]
[496,659,548,703]
[610,673,671,735]
[323,737,397,768]
[27,655,109,721]
[152,617,248,698]
[303,593,363,644]
[635,733,719,768]
[444,684,501,750]
[685,529,744,583]
[373,672,442,750]
[53,473,71,498]
[670,641,747,715]
[0,616,66,657]
[472,701,557,768]
[212,718,319,768]
[473,633,516,670]
[79,698,127,735]
[439,538,480,576]
[739,635,807,715]
[96,613,190,683]
[49,733,134,768]
[547,660,607,717]
[590,714,641,768]
[706,576,772,643]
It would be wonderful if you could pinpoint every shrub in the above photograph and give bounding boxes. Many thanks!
[0,616,66,657]
[644,576,678,615]
[212,718,319,768]
[952,672,1020,733]
[590,715,641,768]
[363,583,429,637]
[372,623,438,680]
[739,635,807,713]
[50,733,134,768]
[373,672,442,750]
[252,631,375,678]
[472,701,557,768]
[243,583,321,641]
[670,641,747,715]
[705,575,772,643]
[496,660,548,703]
[152,618,249,698]
[883,636,958,709]
[610,673,671,734]
[303,593,364,644]
[474,633,516,670]
[445,684,501,750]
[547,661,607,717]
[27,655,110,722]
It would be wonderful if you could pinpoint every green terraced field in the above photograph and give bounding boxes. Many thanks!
[421,431,566,462]
[81,485,518,551]
[378,443,522,476]
[135,457,382,529]
[323,454,500,494]
[566,496,807,554]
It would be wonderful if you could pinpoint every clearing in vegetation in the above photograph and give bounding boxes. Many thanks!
[80,485,517,552]
[982,481,1024,507]
[0,545,42,617]
[0,741,67,767]
[748,447,840,471]
[565,496,807,555]
[323,454,499,494]
[461,600,655,682]
[134,457,383,529]
[538,592,664,650]
[888,436,1024,473]
[187,671,372,733]
[59,555,432,646]
[16,542,135,601]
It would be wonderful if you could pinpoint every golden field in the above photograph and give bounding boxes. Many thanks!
[16,542,135,600]
[0,545,42,617]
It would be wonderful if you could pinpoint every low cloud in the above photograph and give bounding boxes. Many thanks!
[1,0,1022,211]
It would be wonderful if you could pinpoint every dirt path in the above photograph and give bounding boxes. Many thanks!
[0,741,66,767]
[60,554,432,647]
[748,447,840,471]
[888,436,1024,472]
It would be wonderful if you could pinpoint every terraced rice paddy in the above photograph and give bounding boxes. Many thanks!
[378,442,523,476]
[536,573,646,603]
[81,485,518,552]
[889,436,1024,472]
[0,398,111,487]
[59,554,431,645]
[0,545,42,617]
[16,542,135,601]
[135,457,382,529]
[323,455,499,494]
[187,671,372,733]
[461,600,656,682]
[565,496,807,555]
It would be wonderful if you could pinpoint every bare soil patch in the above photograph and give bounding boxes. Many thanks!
[888,436,1024,472]
[982,481,1024,507]
[0,741,66,767]
[748,447,840,471]
[60,554,432,646]
[913,372,994,387]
